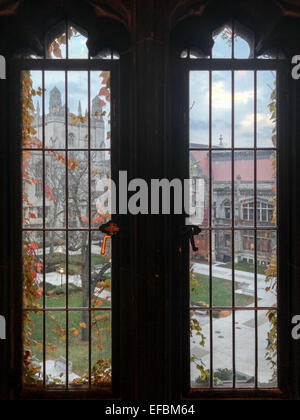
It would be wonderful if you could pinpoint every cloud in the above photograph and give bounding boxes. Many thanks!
[241,113,273,128]
[210,81,253,109]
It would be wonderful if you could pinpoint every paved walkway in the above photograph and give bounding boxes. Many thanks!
[39,261,276,387]
[191,263,277,387]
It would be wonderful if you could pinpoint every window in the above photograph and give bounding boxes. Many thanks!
[224,201,231,220]
[243,201,274,223]
[20,20,118,393]
[3,2,298,401]
[185,20,282,392]
[68,133,75,147]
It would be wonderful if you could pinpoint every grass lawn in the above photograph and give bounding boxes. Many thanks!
[27,252,112,378]
[190,273,254,308]
[29,291,111,377]
[47,253,109,276]
[222,262,267,276]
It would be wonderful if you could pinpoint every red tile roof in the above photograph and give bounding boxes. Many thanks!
[191,151,275,182]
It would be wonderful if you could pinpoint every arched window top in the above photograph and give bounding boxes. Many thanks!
[180,20,284,60]
[212,21,254,59]
[46,21,88,59]
[45,20,120,60]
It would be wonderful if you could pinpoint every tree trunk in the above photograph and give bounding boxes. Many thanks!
[80,232,90,342]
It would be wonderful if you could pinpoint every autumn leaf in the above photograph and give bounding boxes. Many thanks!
[71,328,79,336]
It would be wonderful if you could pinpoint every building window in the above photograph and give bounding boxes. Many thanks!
[68,133,75,147]
[243,201,274,223]
[35,181,43,198]
[224,233,231,248]
[224,201,231,219]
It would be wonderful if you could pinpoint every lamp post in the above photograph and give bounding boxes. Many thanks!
[59,267,65,288]
[57,246,63,254]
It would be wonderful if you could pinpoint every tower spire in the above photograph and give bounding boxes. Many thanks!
[78,100,82,116]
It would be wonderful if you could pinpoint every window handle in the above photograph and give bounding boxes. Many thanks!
[182,225,202,252]
[99,221,120,255]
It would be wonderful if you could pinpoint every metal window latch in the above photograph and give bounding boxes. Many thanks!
[99,221,120,255]
[182,225,202,252]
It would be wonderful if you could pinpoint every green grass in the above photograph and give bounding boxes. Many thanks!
[29,292,111,377]
[190,273,254,308]
[27,252,112,377]
[222,262,267,275]
[46,253,109,276]
[29,255,256,376]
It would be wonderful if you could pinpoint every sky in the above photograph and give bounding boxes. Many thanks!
[190,28,276,148]
[29,29,111,139]
[29,25,276,150]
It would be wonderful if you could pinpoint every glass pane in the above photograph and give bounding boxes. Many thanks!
[189,151,209,227]
[45,152,66,228]
[235,230,255,307]
[23,151,43,229]
[68,26,89,59]
[213,310,233,387]
[23,71,43,149]
[190,48,209,59]
[257,150,277,227]
[234,71,254,148]
[68,71,88,149]
[190,312,210,388]
[49,31,67,59]
[257,71,277,148]
[234,22,254,59]
[91,311,112,386]
[235,231,255,306]
[190,231,210,309]
[190,71,209,148]
[23,231,43,309]
[257,50,285,60]
[69,311,89,386]
[212,24,232,59]
[212,71,232,148]
[68,151,89,228]
[235,311,255,388]
[91,232,111,308]
[235,150,254,228]
[68,231,90,309]
[91,151,112,229]
[23,311,43,386]
[91,71,111,149]
[45,231,66,308]
[258,310,278,388]
[45,71,66,149]
[212,151,232,227]
[258,230,277,308]
[46,311,67,387]
[212,230,232,307]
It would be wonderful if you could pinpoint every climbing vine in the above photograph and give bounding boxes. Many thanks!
[265,80,278,381]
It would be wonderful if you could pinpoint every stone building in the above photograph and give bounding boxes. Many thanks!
[33,86,106,150]
[190,146,276,266]
[25,86,110,230]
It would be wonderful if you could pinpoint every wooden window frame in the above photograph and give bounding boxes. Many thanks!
[8,57,122,400]
[170,50,292,400]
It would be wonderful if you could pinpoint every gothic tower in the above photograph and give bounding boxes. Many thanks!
[49,86,62,115]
